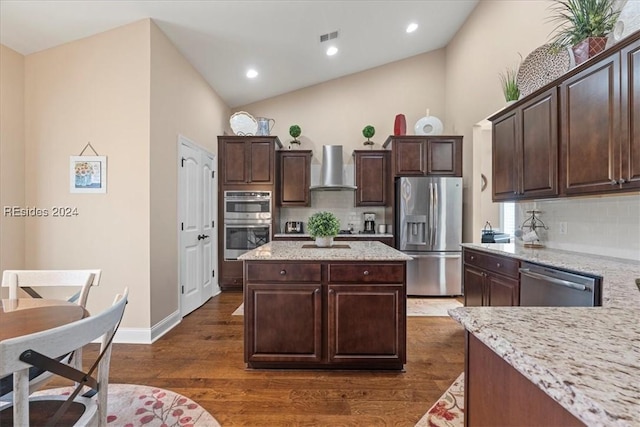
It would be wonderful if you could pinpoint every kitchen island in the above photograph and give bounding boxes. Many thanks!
[238,241,412,369]
[451,243,640,427]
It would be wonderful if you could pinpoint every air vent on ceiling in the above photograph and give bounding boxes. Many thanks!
[319,31,339,43]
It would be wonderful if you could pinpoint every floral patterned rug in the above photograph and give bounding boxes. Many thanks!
[415,373,464,427]
[32,384,220,426]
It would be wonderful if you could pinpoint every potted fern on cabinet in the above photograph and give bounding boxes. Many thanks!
[548,0,621,65]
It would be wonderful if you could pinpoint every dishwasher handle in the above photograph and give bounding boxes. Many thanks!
[519,268,589,292]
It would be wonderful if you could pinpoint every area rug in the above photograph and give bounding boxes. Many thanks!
[415,373,464,427]
[32,384,220,426]
[232,297,462,317]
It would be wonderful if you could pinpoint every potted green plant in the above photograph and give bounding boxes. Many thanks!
[362,125,375,148]
[499,65,520,103]
[548,0,621,65]
[289,125,302,148]
[307,211,340,247]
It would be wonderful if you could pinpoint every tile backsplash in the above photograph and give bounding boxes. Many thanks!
[280,191,388,234]
[516,194,640,261]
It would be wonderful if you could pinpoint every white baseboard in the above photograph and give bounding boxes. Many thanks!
[107,309,182,344]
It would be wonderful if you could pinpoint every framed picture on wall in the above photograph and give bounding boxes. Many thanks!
[69,155,107,193]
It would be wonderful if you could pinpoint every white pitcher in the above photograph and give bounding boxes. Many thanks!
[256,117,275,136]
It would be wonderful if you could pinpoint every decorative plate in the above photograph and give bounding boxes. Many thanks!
[414,115,443,136]
[607,1,640,48]
[517,44,573,97]
[230,111,258,136]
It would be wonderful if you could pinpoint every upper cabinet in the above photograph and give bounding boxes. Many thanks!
[277,150,312,207]
[621,37,640,191]
[490,31,640,201]
[492,87,558,201]
[218,136,282,186]
[383,136,463,177]
[353,150,390,206]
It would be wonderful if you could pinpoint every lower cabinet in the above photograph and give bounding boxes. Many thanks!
[463,248,520,307]
[466,333,583,426]
[244,260,406,369]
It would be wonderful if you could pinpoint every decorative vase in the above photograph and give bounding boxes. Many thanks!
[394,114,407,135]
[315,236,334,247]
[572,37,608,65]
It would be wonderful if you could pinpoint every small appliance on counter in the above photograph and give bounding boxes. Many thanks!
[284,221,304,234]
[363,212,376,234]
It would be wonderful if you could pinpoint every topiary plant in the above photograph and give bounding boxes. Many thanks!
[307,211,340,238]
[362,125,375,146]
[289,125,302,145]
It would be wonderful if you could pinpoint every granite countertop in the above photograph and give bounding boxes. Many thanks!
[238,240,412,261]
[451,243,640,426]
[273,233,393,238]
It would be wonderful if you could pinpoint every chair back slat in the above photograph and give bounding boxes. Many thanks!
[1,270,101,308]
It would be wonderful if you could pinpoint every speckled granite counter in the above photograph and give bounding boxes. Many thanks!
[238,240,411,261]
[273,233,393,239]
[451,243,640,427]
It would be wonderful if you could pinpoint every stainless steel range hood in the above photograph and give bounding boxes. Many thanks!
[310,145,357,191]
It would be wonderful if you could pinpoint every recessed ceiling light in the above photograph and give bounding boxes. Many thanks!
[246,69,258,79]
[326,46,338,56]
[406,23,418,33]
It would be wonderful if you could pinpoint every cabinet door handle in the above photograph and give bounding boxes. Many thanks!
[280,269,286,275]
[470,255,475,260]
[363,270,370,276]
[496,263,501,268]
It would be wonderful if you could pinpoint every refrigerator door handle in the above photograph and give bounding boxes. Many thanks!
[428,183,434,247]
[432,182,438,247]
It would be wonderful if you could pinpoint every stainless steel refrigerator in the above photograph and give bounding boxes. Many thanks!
[396,177,463,296]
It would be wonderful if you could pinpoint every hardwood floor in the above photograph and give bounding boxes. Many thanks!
[78,292,465,426]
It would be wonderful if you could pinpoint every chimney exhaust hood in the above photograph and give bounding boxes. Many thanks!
[310,145,357,191]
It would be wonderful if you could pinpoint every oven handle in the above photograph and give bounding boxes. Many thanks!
[519,268,589,292]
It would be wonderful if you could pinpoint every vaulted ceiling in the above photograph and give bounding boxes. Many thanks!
[0,1,478,107]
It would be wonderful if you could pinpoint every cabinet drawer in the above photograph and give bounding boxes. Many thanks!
[464,250,519,279]
[328,263,404,284]
[246,263,321,282]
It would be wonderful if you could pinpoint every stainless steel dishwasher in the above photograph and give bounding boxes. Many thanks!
[519,262,601,307]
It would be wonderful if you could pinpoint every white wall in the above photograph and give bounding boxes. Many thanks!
[0,45,25,276]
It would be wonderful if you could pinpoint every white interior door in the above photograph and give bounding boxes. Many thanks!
[179,136,219,317]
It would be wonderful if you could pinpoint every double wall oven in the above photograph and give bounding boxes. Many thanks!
[223,191,272,260]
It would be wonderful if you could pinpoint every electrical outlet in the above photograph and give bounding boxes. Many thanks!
[559,222,568,235]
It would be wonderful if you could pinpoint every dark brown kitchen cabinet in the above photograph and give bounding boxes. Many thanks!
[560,51,622,195]
[466,333,584,426]
[218,136,281,186]
[245,282,323,364]
[383,135,463,177]
[327,284,405,364]
[463,248,519,307]
[492,87,558,201]
[243,260,406,369]
[277,150,312,206]
[353,150,390,206]
[620,37,640,191]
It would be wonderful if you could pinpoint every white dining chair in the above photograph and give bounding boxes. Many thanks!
[0,288,128,427]
[1,269,102,307]
[1,270,101,375]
